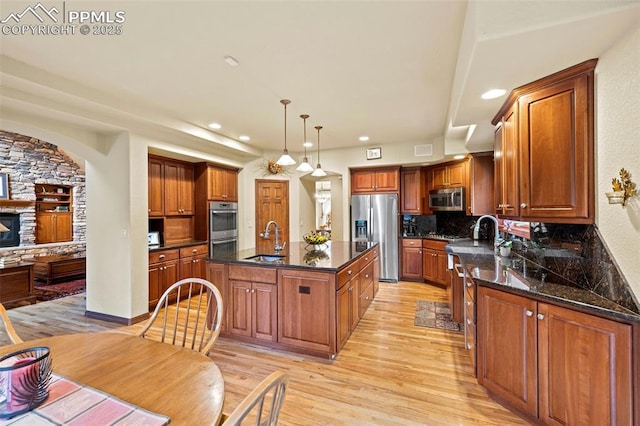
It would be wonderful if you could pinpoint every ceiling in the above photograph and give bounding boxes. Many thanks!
[1,1,638,161]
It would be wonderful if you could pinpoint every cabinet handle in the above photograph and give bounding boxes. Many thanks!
[159,255,165,259]
[466,318,472,325]
[526,310,533,317]
[537,314,545,320]
[409,242,415,245]
[251,289,255,293]
[148,209,151,212]
[365,256,369,261]
[192,249,197,253]
[466,281,473,288]
[419,250,422,254]
[520,203,527,209]
[365,274,370,279]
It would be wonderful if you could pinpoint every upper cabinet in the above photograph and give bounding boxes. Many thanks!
[466,153,494,217]
[148,157,164,217]
[207,166,238,202]
[148,156,195,217]
[430,162,465,189]
[351,167,400,194]
[193,162,240,241]
[492,59,597,223]
[400,167,425,214]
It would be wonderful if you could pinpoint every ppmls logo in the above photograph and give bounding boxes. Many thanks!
[1,2,126,36]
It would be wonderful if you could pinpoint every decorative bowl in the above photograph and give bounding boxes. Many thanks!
[303,233,328,246]
[0,347,53,419]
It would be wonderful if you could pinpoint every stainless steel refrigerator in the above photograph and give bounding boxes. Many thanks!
[351,194,399,282]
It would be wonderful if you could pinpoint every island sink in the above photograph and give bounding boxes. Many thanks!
[244,254,286,263]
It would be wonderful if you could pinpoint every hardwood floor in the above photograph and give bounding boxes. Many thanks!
[2,282,530,425]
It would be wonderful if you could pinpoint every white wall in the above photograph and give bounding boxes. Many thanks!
[595,26,640,298]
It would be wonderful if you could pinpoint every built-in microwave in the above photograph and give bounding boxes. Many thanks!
[428,187,465,212]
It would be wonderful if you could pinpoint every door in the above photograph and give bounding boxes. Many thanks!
[255,180,289,254]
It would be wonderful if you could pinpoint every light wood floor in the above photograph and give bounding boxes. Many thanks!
[2,282,530,425]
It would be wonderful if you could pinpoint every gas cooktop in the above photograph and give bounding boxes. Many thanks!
[406,233,471,243]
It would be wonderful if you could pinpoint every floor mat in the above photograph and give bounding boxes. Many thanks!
[414,300,462,332]
[34,279,86,302]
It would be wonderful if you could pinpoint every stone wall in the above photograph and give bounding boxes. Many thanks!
[0,131,86,261]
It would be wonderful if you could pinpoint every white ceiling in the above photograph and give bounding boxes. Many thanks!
[1,1,638,161]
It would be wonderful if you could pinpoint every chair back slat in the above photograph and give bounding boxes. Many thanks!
[222,371,289,426]
[137,278,224,355]
[0,303,24,345]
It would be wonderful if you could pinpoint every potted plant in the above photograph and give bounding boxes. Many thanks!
[498,240,513,257]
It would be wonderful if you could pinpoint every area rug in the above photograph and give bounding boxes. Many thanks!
[34,279,86,302]
[414,300,462,332]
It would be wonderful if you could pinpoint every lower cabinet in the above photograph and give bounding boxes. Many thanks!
[35,212,72,244]
[337,270,359,351]
[0,263,36,305]
[477,285,634,424]
[148,249,180,309]
[178,244,208,280]
[422,240,448,285]
[401,239,423,281]
[228,265,277,342]
[207,262,227,333]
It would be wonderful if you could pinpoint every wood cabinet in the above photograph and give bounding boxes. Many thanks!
[401,239,423,281]
[148,249,180,309]
[351,167,400,194]
[178,244,208,281]
[477,285,633,424]
[400,167,425,214]
[466,153,494,216]
[148,157,164,217]
[163,160,194,216]
[0,263,35,305]
[422,239,448,286]
[430,162,465,189]
[278,268,335,354]
[229,265,277,342]
[207,166,238,201]
[35,183,73,244]
[494,103,519,216]
[492,59,596,223]
[448,255,464,324]
[336,268,359,350]
[207,262,228,333]
[193,162,240,241]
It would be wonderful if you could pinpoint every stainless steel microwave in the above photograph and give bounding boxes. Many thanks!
[428,187,465,211]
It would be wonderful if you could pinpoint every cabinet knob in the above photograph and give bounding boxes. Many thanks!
[347,270,352,275]
[466,318,472,325]
[148,209,151,212]
[537,313,545,320]
[466,344,472,350]
[419,250,422,254]
[409,242,415,245]
[349,286,353,292]
[365,274,370,279]
[526,310,533,317]
[365,296,370,300]
[159,255,165,259]
[245,288,250,293]
[466,281,473,287]
[251,289,255,293]
[520,203,527,209]
[466,301,471,306]
[192,249,197,253]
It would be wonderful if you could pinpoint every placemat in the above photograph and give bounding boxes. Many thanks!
[0,374,170,425]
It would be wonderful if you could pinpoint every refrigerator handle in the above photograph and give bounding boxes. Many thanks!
[368,206,374,241]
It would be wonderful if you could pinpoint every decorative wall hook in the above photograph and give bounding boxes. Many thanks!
[606,168,636,206]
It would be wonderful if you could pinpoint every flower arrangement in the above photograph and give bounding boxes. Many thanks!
[607,168,636,206]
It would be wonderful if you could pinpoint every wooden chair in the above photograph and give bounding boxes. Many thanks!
[0,303,24,344]
[137,278,223,355]
[222,370,289,426]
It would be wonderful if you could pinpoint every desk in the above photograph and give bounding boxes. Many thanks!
[0,332,224,424]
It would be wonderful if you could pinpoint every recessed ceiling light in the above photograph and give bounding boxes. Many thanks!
[481,89,506,100]
[224,55,239,67]
[453,154,466,160]
[303,142,313,148]
[208,123,221,129]
[238,135,250,141]
[359,136,370,142]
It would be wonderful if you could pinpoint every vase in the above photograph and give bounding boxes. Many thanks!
[605,191,625,204]
[499,246,511,257]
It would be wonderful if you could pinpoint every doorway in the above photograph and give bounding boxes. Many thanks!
[255,179,289,253]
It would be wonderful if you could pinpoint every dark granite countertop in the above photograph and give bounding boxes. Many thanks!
[148,240,208,253]
[447,240,640,323]
[207,241,378,271]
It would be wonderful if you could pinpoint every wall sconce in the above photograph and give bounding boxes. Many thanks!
[605,168,636,206]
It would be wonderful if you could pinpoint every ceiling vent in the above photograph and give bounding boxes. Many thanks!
[414,144,433,157]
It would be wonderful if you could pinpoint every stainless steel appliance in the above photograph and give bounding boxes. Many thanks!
[209,202,238,257]
[428,187,465,211]
[351,194,398,282]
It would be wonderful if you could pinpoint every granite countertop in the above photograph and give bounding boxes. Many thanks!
[148,240,208,253]
[447,240,640,323]
[208,241,378,271]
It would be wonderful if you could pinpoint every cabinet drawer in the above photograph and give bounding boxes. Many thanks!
[360,262,374,289]
[422,239,447,250]
[149,249,180,264]
[180,244,208,258]
[337,262,358,289]
[229,265,277,284]
[402,239,422,248]
[359,281,374,317]
[359,249,377,265]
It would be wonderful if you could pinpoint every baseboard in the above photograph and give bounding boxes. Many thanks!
[85,310,149,325]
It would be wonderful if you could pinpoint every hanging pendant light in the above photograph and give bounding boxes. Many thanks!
[276,99,296,166]
[296,114,314,173]
[311,125,327,177]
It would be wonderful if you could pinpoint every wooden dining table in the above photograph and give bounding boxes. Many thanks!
[0,332,225,424]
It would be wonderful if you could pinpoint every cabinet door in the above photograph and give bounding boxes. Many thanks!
[537,303,633,425]
[164,161,194,215]
[431,166,447,189]
[467,154,494,216]
[349,273,360,331]
[336,283,352,350]
[435,251,449,285]
[179,164,194,215]
[148,158,164,216]
[519,75,591,220]
[253,283,277,341]
[477,286,537,416]
[500,103,520,216]
[160,260,179,296]
[401,246,423,280]
[351,171,375,193]
[422,249,437,282]
[148,263,162,309]
[229,280,252,337]
[493,126,503,214]
[374,170,399,192]
[209,168,238,201]
[54,212,72,242]
[207,263,227,332]
[447,162,466,187]
[401,168,424,214]
[36,212,72,244]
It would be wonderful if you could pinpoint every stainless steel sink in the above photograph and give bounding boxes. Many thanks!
[244,254,286,263]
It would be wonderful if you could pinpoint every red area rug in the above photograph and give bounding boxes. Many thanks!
[34,279,86,302]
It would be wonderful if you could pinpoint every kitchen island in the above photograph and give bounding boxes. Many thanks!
[207,241,379,359]
[447,241,639,425]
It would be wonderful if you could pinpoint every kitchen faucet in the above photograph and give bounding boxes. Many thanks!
[260,220,286,253]
[473,215,503,253]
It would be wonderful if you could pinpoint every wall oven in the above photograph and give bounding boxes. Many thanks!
[209,202,238,257]
[428,187,465,212]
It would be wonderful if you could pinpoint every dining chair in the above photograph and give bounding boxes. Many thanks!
[221,370,289,426]
[137,278,223,355]
[0,302,24,344]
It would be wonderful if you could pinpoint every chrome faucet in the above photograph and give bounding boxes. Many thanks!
[473,215,503,253]
[260,220,286,253]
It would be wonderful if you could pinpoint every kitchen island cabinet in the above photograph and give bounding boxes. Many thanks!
[208,241,379,358]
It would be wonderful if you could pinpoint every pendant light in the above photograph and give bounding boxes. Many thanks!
[276,99,296,166]
[311,125,327,177]
[296,114,314,173]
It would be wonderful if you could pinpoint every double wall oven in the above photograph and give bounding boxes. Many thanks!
[209,202,238,257]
